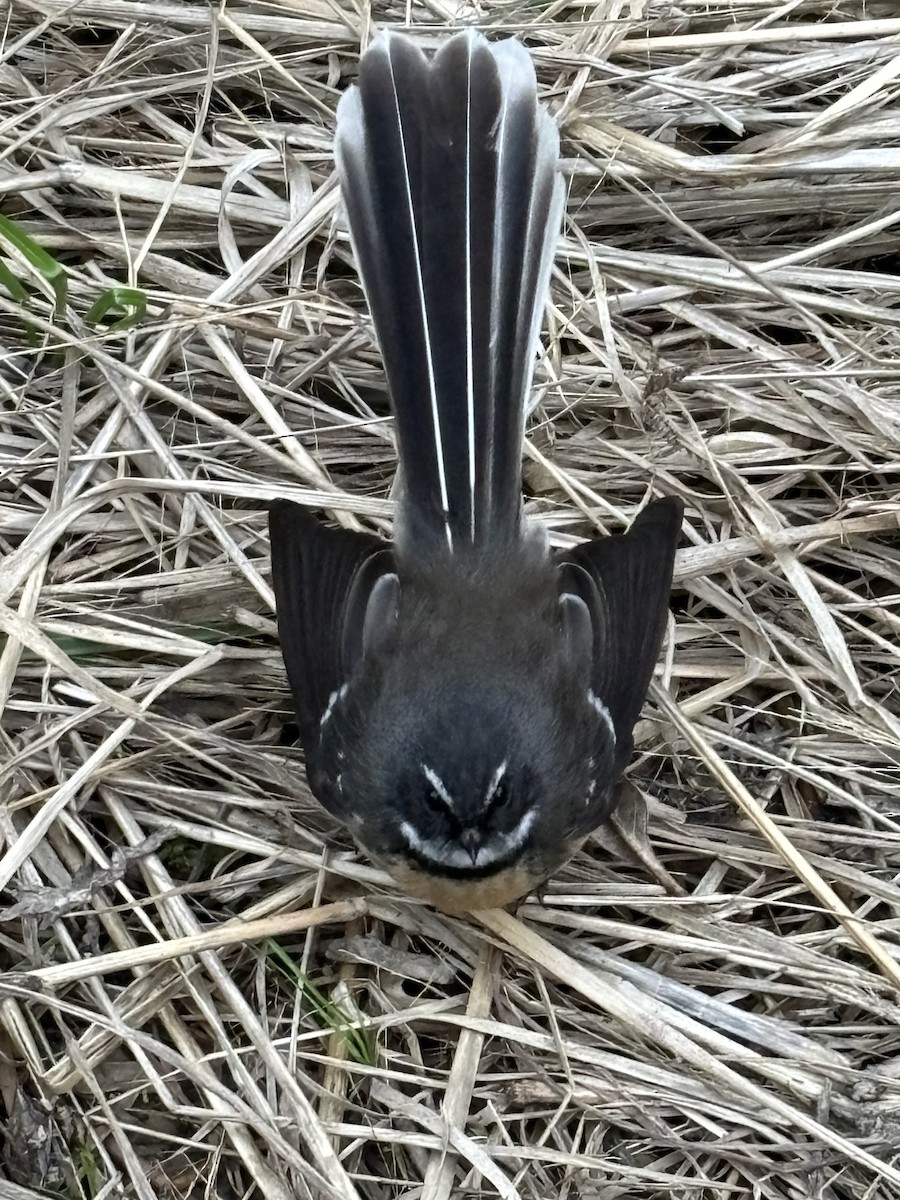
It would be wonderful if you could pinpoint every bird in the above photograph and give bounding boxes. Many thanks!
[268,29,682,913]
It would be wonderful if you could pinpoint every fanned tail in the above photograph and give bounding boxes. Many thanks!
[335,29,564,556]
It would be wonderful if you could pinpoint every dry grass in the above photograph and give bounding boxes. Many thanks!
[1,2,899,1197]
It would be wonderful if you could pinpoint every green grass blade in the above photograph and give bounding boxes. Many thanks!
[0,212,67,314]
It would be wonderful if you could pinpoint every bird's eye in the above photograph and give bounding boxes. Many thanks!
[425,786,445,812]
[485,781,509,816]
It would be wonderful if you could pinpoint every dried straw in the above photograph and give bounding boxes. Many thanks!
[1,2,900,1197]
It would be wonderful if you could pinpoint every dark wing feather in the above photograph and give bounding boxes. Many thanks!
[558,497,682,771]
[268,500,392,760]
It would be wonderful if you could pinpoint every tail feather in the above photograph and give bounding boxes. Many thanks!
[335,30,563,555]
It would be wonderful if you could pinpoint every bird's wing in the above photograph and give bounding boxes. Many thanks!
[557,496,682,784]
[268,500,393,806]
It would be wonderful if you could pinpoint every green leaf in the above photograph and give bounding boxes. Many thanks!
[0,257,28,303]
[266,938,377,1065]
[0,212,67,314]
[85,286,147,331]
[0,258,42,346]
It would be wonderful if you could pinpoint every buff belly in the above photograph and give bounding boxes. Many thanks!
[371,839,586,913]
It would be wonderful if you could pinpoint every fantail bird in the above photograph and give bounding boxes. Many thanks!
[269,29,682,912]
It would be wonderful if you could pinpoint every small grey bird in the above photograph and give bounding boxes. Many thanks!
[269,30,681,911]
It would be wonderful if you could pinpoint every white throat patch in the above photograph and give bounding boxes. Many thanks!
[400,806,537,871]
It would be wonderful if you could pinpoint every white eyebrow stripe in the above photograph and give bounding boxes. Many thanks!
[588,690,616,745]
[421,764,455,812]
[485,759,508,803]
[400,806,536,871]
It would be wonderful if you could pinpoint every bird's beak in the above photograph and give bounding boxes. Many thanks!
[460,828,481,866]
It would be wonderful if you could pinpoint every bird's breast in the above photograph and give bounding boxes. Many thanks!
[374,837,587,912]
